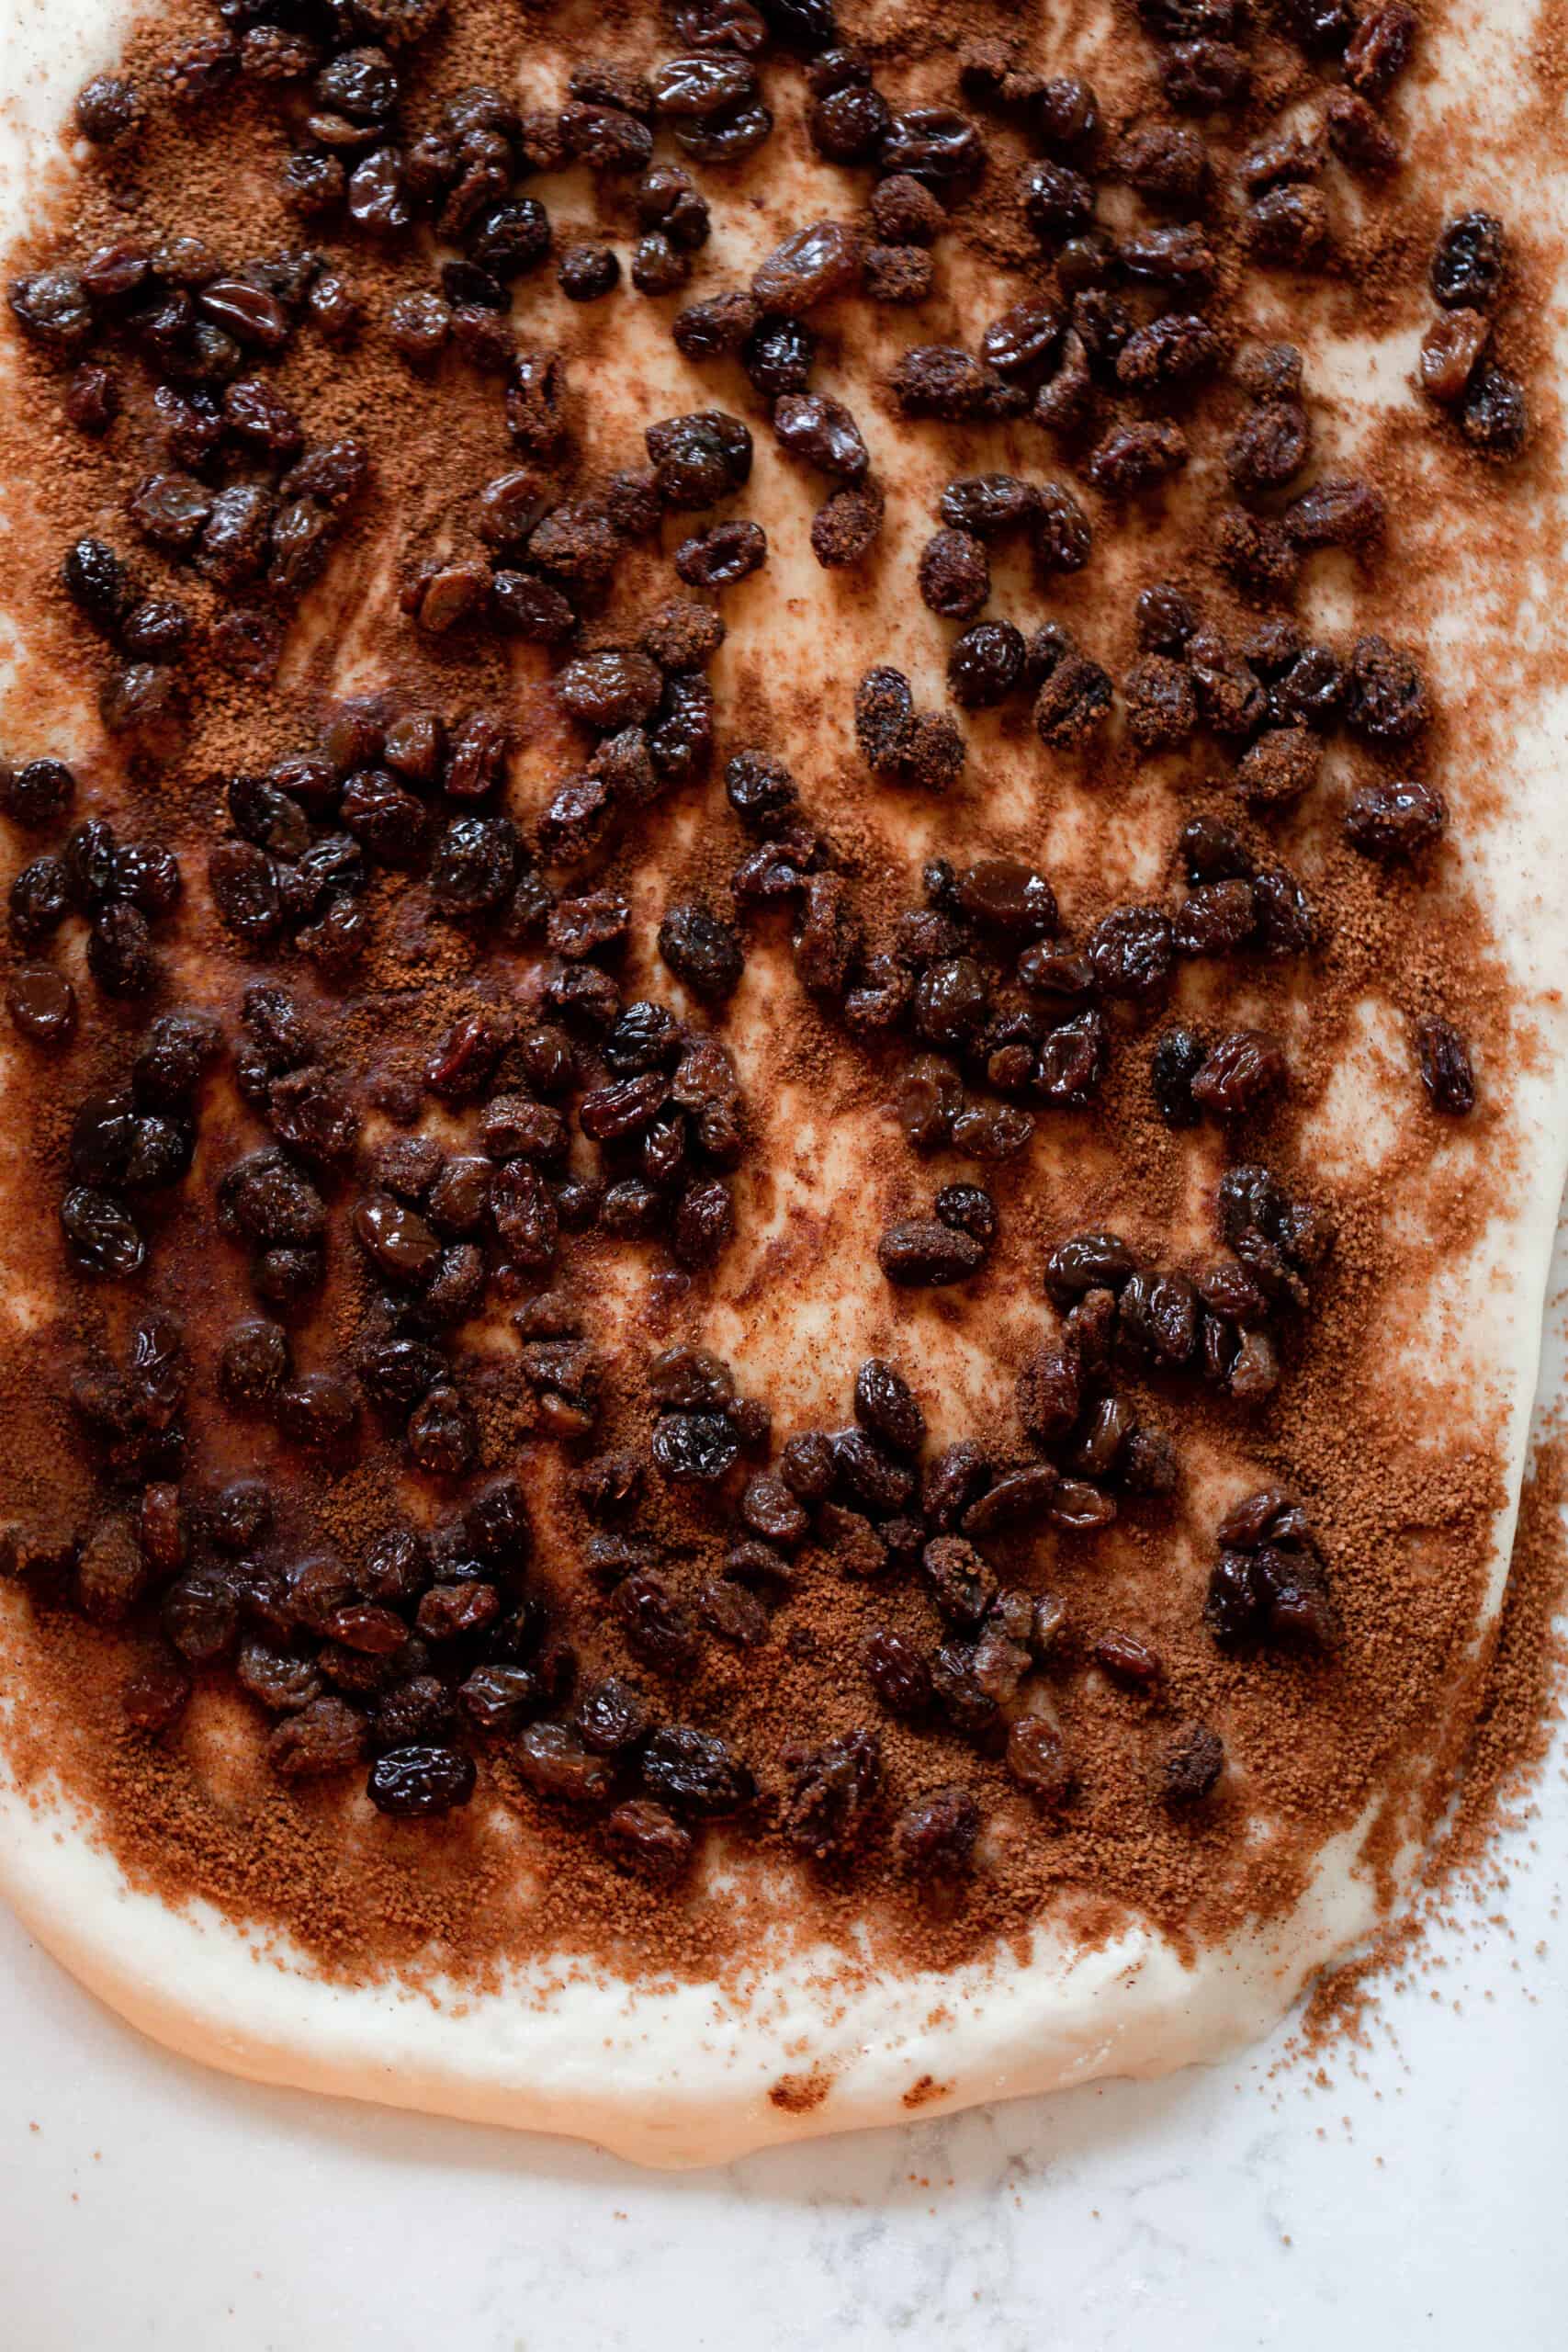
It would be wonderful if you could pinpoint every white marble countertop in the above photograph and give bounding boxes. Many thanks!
[1,1773,1562,2350]
[4,1229,1564,2347]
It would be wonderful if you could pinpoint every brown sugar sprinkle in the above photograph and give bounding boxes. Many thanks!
[0,0,1562,2026]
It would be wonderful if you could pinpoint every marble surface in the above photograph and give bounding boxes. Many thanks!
[4,1216,1564,2347]
[0,1787,1562,2351]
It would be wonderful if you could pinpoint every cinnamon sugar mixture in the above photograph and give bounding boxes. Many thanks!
[0,0,1563,2004]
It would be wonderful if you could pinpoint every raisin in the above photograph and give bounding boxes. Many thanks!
[912,956,988,1047]
[877,1218,985,1286]
[1032,649,1113,748]
[564,1677,650,1763]
[896,1786,979,1887]
[944,621,1022,710]
[366,1742,475,1816]
[1124,655,1198,751]
[1043,1232,1136,1308]
[1431,210,1506,311]
[1138,586,1199,659]
[1160,1722,1224,1803]
[1325,88,1400,175]
[1276,0,1356,44]
[1086,906,1172,1001]
[1245,186,1329,266]
[1241,129,1323,196]
[509,1722,611,1806]
[658,900,743,1000]
[604,1799,691,1877]
[1346,634,1429,744]
[853,665,919,778]
[8,267,94,357]
[1021,159,1094,241]
[1228,410,1313,514]
[857,1631,930,1723]
[750,221,858,319]
[1236,727,1320,810]
[639,1724,754,1816]
[651,1408,740,1486]
[645,409,753,508]
[1175,879,1257,957]
[998,1718,1067,1802]
[1415,1016,1475,1114]
[1345,777,1447,861]
[1161,36,1249,107]
[772,391,868,483]
[1419,309,1491,407]
[558,647,662,733]
[693,1577,765,1648]
[871,175,945,245]
[5,964,76,1048]
[1032,482,1093,575]
[781,1728,881,1858]
[1116,312,1223,389]
[1284,477,1386,551]
[738,1473,808,1549]
[1117,221,1216,294]
[558,243,620,302]
[891,344,989,422]
[957,859,1056,939]
[671,518,766,589]
[1017,946,1093,1008]
[1114,123,1207,206]
[880,106,985,187]
[1185,631,1266,739]
[429,816,520,913]
[827,1425,913,1515]
[1461,364,1529,458]
[863,244,931,303]
[936,481,1031,548]
[1190,1030,1287,1117]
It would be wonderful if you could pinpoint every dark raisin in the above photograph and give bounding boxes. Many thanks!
[1021,158,1094,242]
[558,243,620,302]
[163,1568,239,1666]
[1032,640,1113,747]
[1245,185,1330,266]
[780,1727,880,1859]
[365,1743,475,1816]
[1461,363,1529,458]
[878,102,984,186]
[1345,634,1430,744]
[1190,1030,1287,1117]
[890,344,988,422]
[641,1724,755,1816]
[645,409,753,508]
[1086,905,1172,1001]
[877,1218,985,1287]
[942,619,1022,709]
[658,900,743,1000]
[674,519,768,589]
[651,1411,740,1484]
[896,1786,979,1889]
[1345,777,1447,861]
[1088,420,1190,497]
[7,855,71,945]
[1431,210,1506,311]
[1415,1016,1475,1114]
[772,391,868,483]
